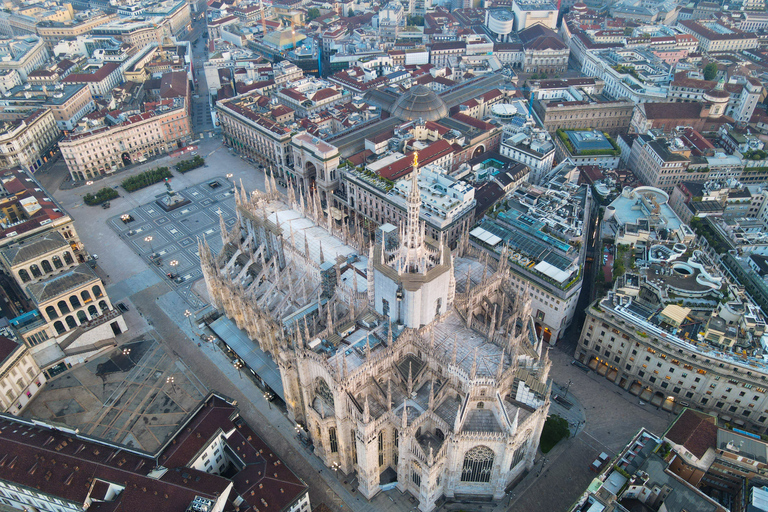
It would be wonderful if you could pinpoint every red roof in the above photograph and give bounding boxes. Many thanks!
[62,62,120,84]
[0,394,308,512]
[451,112,495,131]
[311,87,340,102]
[377,140,454,180]
[665,409,718,459]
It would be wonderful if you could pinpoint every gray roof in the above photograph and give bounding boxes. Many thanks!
[717,429,768,463]
[638,453,721,512]
[462,409,502,433]
[26,263,100,304]
[0,231,69,267]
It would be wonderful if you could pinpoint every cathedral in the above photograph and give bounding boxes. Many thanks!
[199,155,551,512]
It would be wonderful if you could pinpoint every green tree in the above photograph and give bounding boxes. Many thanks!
[306,7,320,21]
[540,414,570,453]
[407,14,424,26]
[703,62,718,81]
[348,7,354,16]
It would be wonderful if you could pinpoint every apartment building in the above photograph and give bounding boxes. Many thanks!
[0,332,45,415]
[0,83,94,131]
[91,18,164,47]
[533,97,634,136]
[581,48,670,103]
[61,62,123,99]
[669,72,763,124]
[628,135,692,192]
[0,168,84,255]
[470,162,590,344]
[2,13,36,37]
[0,393,310,512]
[0,36,48,81]
[499,128,556,185]
[0,109,60,174]
[0,69,20,93]
[568,427,727,512]
[142,0,191,38]
[677,20,758,52]
[577,254,768,432]
[59,103,190,180]
[217,91,294,173]
[340,162,476,247]
[429,41,465,67]
[276,79,350,118]
[35,13,116,48]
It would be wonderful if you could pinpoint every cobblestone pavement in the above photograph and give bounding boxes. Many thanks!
[503,346,675,512]
[106,179,238,307]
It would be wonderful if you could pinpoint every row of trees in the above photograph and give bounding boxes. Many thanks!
[84,187,118,206]
[121,167,172,192]
[175,155,205,173]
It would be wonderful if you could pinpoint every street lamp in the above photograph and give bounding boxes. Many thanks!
[86,180,93,186]
[184,309,196,333]
[226,173,234,188]
[233,359,243,379]
[144,235,154,254]
[206,335,216,349]
[563,379,573,399]
[263,390,273,409]
[120,214,131,223]
[166,376,176,393]
[122,348,131,357]
[331,461,341,480]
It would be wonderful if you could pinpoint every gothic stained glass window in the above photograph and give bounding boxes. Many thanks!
[461,446,494,483]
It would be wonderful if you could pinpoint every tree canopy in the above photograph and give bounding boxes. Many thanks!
[306,7,320,21]
[703,62,718,81]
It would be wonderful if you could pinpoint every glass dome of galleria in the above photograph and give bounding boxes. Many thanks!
[390,85,449,121]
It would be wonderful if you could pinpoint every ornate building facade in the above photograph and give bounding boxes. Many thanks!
[200,159,551,511]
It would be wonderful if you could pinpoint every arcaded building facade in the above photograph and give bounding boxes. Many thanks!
[200,159,551,511]
[59,103,190,180]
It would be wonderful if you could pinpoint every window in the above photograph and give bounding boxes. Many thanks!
[461,446,494,483]
[329,427,338,453]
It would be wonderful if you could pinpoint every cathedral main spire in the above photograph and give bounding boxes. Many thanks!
[404,151,423,251]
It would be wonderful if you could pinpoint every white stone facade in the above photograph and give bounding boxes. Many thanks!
[200,159,550,512]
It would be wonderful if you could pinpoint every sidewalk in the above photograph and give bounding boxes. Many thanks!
[153,290,422,512]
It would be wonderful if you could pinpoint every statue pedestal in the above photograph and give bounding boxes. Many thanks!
[156,192,191,211]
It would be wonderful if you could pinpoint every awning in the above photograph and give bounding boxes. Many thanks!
[210,316,285,400]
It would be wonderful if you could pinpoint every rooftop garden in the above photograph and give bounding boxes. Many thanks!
[348,166,394,192]
[612,64,640,80]
[744,149,767,161]
[556,129,620,157]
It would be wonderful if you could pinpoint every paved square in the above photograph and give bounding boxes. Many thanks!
[107,180,239,307]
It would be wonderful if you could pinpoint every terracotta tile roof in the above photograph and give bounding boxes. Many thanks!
[641,102,705,120]
[665,409,718,459]
[159,70,187,99]
[62,62,120,84]
[0,393,308,512]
